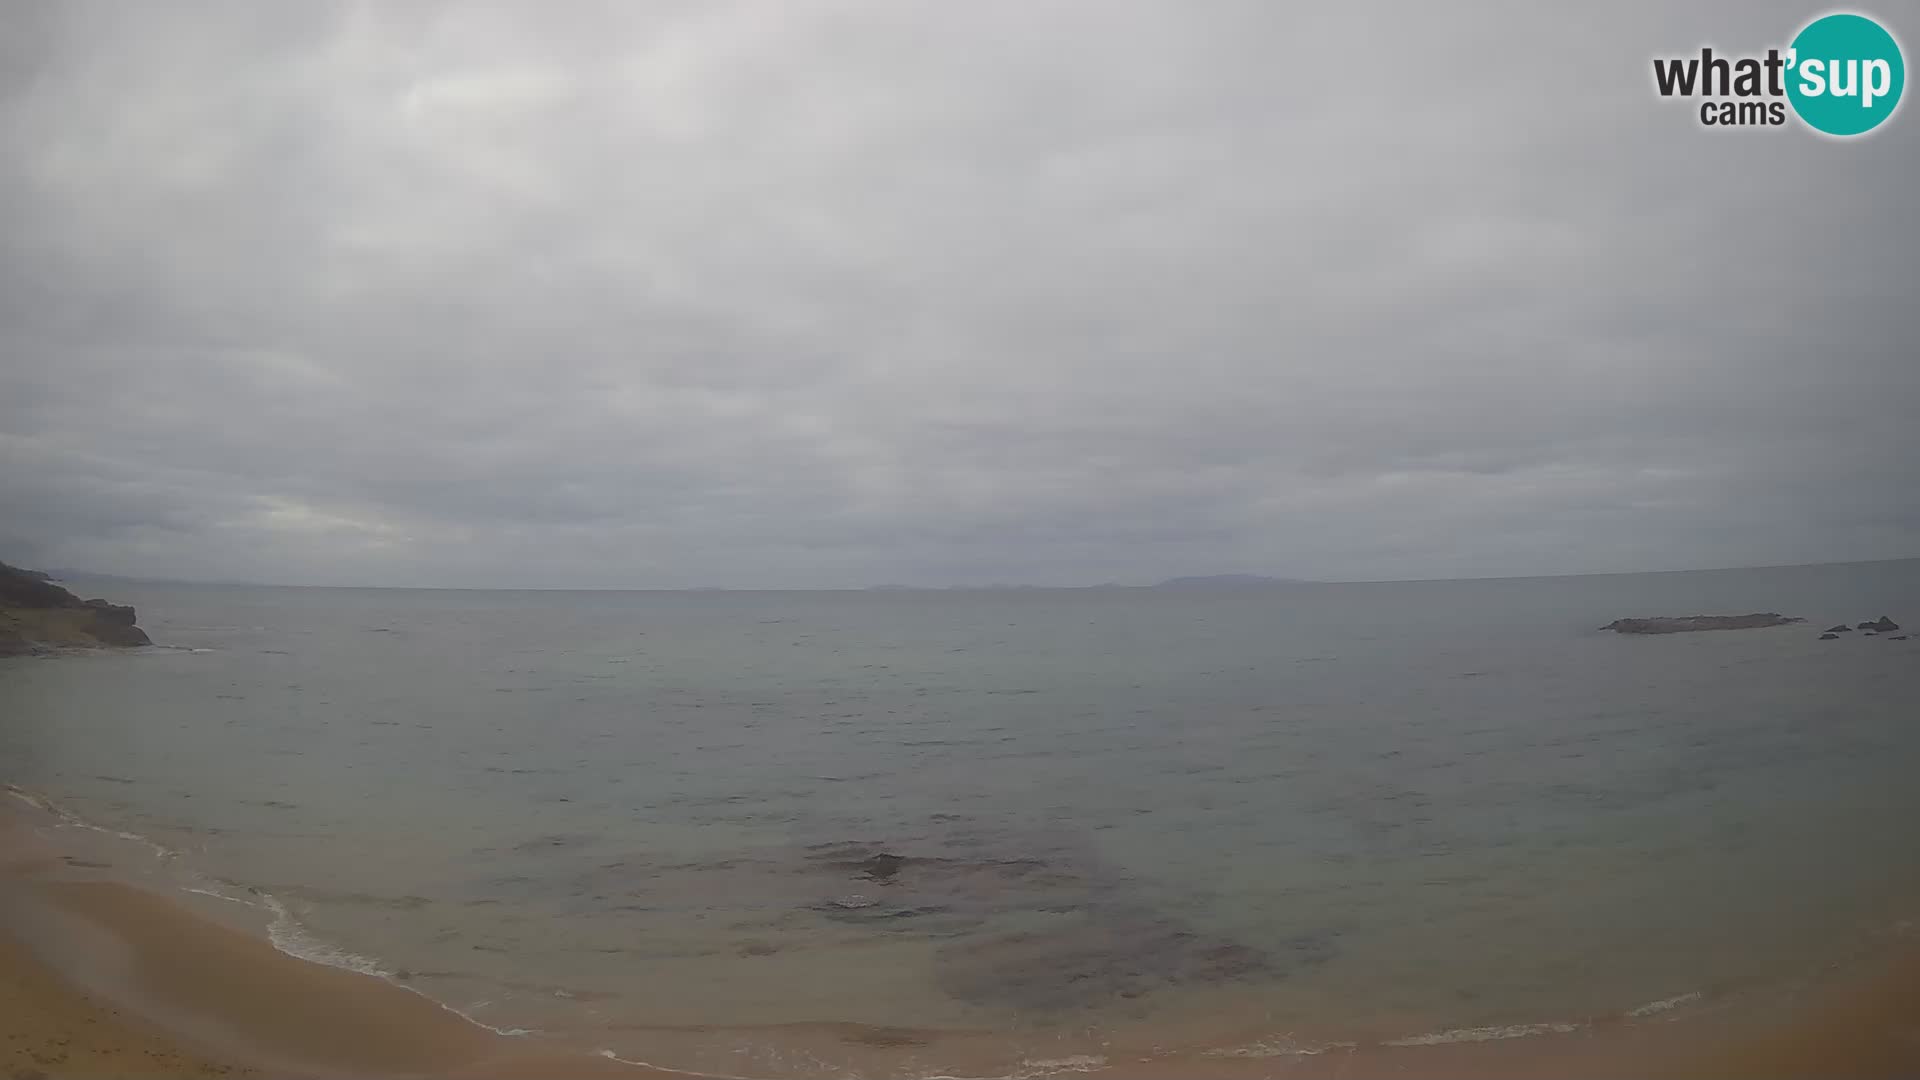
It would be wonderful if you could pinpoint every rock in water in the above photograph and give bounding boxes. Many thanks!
[1825,625,1853,634]
[1820,633,1841,640]
[1860,616,1900,632]
[853,852,908,882]
[1600,614,1803,634]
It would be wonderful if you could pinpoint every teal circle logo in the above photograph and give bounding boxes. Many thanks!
[1787,13,1905,136]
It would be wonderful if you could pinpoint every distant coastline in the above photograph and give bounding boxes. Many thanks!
[29,555,1919,593]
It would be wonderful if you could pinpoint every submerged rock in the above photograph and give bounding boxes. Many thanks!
[1825,625,1853,634]
[1600,613,1803,634]
[804,841,1071,934]
[794,831,1295,1012]
[934,905,1295,1012]
[1891,635,1910,641]
[851,852,907,882]
[1820,633,1841,640]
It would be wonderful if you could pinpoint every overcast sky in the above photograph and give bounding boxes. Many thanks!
[2,1,1916,588]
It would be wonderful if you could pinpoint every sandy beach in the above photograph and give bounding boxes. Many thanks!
[0,805,665,1080]
[0,926,251,1079]
[6,788,1920,1080]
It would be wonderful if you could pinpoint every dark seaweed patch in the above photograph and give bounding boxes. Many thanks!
[933,906,1282,1012]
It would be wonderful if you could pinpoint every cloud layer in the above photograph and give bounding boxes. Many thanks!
[3,1,1916,587]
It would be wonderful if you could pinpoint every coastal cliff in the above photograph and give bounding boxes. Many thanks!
[0,562,151,656]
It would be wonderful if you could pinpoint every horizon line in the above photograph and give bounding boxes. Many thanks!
[35,554,1920,593]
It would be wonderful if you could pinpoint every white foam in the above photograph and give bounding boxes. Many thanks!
[257,891,542,1037]
[7,784,177,859]
[1627,991,1702,1018]
[454,1013,537,1038]
[1384,1021,1579,1047]
[6,784,54,812]
[67,823,176,859]
[261,892,392,978]
[920,1055,1111,1080]
[1205,1036,1356,1058]
[583,1049,1118,1080]
[1013,1057,1107,1077]
[595,1049,757,1078]
[182,886,262,908]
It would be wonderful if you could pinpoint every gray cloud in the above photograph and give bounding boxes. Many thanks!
[2,0,1916,587]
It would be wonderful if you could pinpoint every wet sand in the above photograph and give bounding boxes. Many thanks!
[0,927,252,1079]
[1,806,659,1080]
[7,798,1920,1080]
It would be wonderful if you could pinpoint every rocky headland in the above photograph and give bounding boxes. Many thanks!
[1599,610,1908,641]
[1600,613,1803,634]
[0,561,152,656]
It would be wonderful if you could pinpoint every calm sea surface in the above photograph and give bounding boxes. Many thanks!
[5,562,1920,1075]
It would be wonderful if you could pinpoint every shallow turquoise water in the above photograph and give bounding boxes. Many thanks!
[4,561,1920,1074]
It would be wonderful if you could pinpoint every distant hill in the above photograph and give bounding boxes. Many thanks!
[46,568,269,587]
[46,567,185,584]
[1153,574,1307,589]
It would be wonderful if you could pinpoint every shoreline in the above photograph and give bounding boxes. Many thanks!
[1,799,663,1080]
[7,792,1920,1079]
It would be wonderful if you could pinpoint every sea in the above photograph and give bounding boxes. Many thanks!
[4,560,1920,1077]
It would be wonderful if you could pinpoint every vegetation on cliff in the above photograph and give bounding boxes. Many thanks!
[0,562,152,656]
